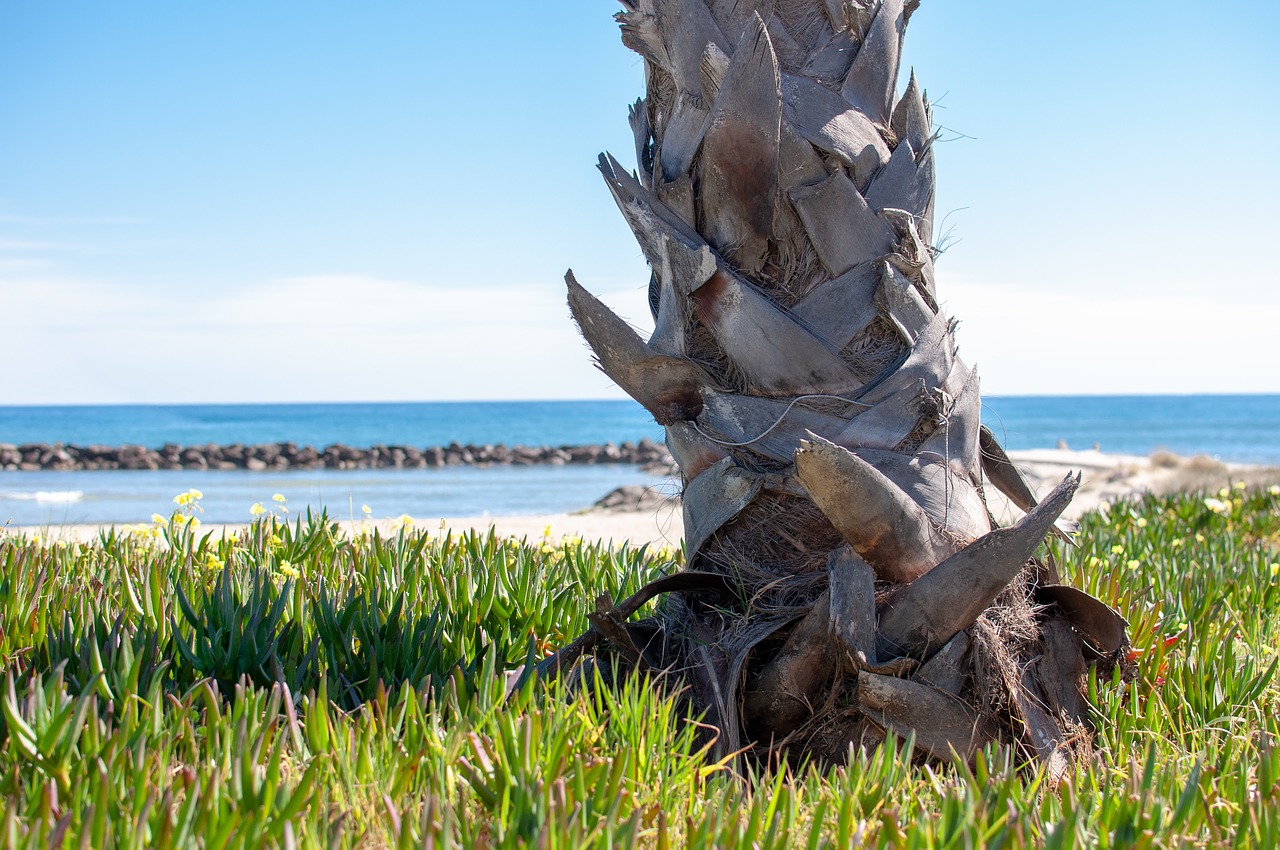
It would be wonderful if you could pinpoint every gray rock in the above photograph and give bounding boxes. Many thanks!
[593,485,678,513]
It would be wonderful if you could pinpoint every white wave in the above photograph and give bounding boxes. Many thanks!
[3,491,85,504]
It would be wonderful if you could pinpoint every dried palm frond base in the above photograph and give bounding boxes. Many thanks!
[538,476,1133,782]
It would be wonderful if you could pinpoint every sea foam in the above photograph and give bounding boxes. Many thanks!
[4,491,85,504]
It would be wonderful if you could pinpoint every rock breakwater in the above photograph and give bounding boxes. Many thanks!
[0,439,674,473]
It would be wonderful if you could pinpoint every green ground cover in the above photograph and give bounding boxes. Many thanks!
[0,486,1277,848]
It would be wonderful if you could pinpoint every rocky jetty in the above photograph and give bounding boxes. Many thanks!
[591,484,677,513]
[0,439,675,474]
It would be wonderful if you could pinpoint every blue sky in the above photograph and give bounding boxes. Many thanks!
[2,1,1278,404]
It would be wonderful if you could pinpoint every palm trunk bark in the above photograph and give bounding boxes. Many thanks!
[561,0,1130,774]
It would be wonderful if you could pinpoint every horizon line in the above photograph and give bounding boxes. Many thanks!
[3,391,1280,409]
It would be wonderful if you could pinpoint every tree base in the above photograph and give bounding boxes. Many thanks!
[546,551,1131,781]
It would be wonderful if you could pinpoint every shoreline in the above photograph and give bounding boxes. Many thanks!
[7,448,1280,548]
[984,447,1280,523]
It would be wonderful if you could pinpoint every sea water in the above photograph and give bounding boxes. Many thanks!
[0,400,664,450]
[2,396,1277,526]
[0,465,669,528]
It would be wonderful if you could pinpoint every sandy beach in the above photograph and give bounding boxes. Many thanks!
[10,448,1280,548]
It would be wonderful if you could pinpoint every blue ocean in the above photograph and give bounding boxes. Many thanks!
[2,396,1277,526]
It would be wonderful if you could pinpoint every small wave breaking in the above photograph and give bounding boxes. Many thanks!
[3,491,86,504]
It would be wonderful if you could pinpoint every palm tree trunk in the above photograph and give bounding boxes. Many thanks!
[561,0,1130,774]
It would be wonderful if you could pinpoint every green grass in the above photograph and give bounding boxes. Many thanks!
[0,485,1277,848]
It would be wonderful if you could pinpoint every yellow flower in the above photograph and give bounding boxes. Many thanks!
[1269,485,1280,496]
[278,560,300,579]
[272,493,287,503]
[1135,517,1148,528]
[250,502,266,517]
[361,504,372,515]
[542,524,553,538]
[1097,501,1111,514]
[151,513,167,525]
[204,554,224,572]
[1171,538,1184,548]
[1271,563,1279,579]
[1234,481,1247,491]
[391,514,415,531]
[1218,487,1231,499]
[1195,533,1206,544]
[1127,559,1141,571]
[1110,544,1125,555]
[189,517,201,529]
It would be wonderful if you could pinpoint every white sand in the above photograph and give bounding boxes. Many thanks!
[992,448,1280,521]
[10,449,1280,547]
[7,504,687,550]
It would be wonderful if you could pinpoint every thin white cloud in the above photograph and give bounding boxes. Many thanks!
[0,273,649,404]
[0,240,66,252]
[0,214,146,226]
[939,272,1280,395]
[6,266,1273,404]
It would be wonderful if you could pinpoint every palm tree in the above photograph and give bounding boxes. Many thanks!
[558,0,1129,775]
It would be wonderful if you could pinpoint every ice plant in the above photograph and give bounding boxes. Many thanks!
[558,0,1130,770]
[0,489,1276,843]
